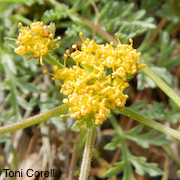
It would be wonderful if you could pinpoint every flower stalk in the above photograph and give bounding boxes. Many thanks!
[142,66,180,109]
[79,126,96,180]
[118,107,180,140]
[0,105,69,135]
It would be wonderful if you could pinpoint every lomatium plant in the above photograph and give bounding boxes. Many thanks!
[2,21,180,180]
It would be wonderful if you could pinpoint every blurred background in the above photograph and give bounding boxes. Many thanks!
[0,0,180,179]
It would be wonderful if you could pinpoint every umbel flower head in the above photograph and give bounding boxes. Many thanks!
[45,33,145,125]
[14,21,61,66]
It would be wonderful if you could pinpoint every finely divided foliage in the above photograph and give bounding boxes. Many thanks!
[1,0,180,180]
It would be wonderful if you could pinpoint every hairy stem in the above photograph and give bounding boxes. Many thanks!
[142,66,180,109]
[0,105,69,135]
[79,126,96,180]
[117,108,180,140]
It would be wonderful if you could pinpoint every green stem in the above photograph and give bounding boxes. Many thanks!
[0,105,69,135]
[108,114,136,180]
[142,66,180,109]
[107,114,123,133]
[43,54,64,69]
[117,108,180,140]
[9,14,32,25]
[79,126,96,180]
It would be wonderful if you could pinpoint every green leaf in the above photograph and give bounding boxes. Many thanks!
[130,155,164,176]
[121,17,155,29]
[107,114,165,179]
[167,100,180,124]
[124,126,171,148]
[1,54,17,75]
[71,117,96,132]
[71,119,84,132]
[24,55,34,62]
[0,0,45,6]
[156,3,177,20]
[155,66,173,84]
[127,100,148,111]
[17,96,32,110]
[97,1,155,42]
[117,24,147,40]
[43,53,63,69]
[129,9,146,21]
[105,161,125,177]
[140,0,161,11]
[136,101,167,121]
[104,133,122,151]
[0,134,11,142]
[42,2,69,23]
[99,2,134,20]
[48,116,66,131]
[8,80,22,122]
[158,32,179,69]
[16,75,42,93]
[167,112,180,124]
[4,37,18,49]
[86,119,94,130]
[124,124,144,135]
[50,22,56,35]
[137,66,173,90]
[123,163,136,180]
[137,71,156,90]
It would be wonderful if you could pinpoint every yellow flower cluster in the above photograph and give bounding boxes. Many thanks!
[14,21,60,66]
[48,33,145,125]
